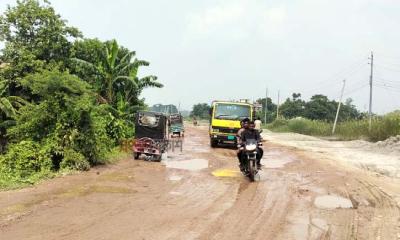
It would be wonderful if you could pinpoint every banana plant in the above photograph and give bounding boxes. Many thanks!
[72,39,162,106]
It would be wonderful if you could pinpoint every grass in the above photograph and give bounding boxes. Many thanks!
[0,147,132,191]
[266,112,400,142]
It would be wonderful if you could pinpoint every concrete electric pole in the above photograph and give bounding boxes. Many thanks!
[264,88,268,124]
[332,79,346,134]
[368,51,374,131]
[276,90,280,119]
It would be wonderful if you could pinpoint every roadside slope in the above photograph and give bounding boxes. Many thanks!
[262,130,400,178]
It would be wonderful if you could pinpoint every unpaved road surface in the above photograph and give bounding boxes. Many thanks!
[1,125,399,240]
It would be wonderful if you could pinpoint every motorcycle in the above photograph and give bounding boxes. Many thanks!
[239,139,261,182]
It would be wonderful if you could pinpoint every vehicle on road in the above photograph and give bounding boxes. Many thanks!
[239,139,260,181]
[209,100,254,147]
[169,113,184,138]
[133,111,169,161]
[149,104,185,138]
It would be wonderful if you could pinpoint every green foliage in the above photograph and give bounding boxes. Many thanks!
[266,118,289,131]
[280,93,305,119]
[267,112,400,142]
[60,149,90,171]
[0,0,163,189]
[191,103,211,119]
[304,95,337,121]
[256,97,276,123]
[0,140,52,179]
[72,39,162,106]
[287,118,331,136]
[272,93,361,122]
[0,0,81,85]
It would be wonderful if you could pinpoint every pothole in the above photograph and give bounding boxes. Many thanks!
[314,195,353,209]
[164,159,209,171]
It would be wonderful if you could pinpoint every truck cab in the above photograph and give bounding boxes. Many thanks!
[209,101,254,147]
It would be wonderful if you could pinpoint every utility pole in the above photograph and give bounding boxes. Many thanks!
[264,88,268,124]
[368,51,374,131]
[332,80,346,134]
[276,90,280,119]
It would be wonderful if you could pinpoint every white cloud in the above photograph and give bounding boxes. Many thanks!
[259,6,288,37]
[187,2,246,36]
[185,1,289,41]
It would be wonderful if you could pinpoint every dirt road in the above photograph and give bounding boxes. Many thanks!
[1,125,399,240]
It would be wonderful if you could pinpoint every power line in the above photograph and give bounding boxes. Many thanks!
[375,83,400,91]
[375,64,400,73]
[302,60,368,94]
[343,83,369,97]
[374,76,400,84]
[375,84,400,93]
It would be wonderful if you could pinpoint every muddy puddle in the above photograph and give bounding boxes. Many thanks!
[262,150,295,168]
[163,158,209,171]
[314,194,353,209]
[168,175,183,181]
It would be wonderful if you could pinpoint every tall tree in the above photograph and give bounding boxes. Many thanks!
[0,0,81,89]
[280,93,305,119]
[191,103,211,119]
[73,39,162,105]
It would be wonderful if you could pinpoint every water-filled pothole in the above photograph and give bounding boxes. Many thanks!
[164,159,208,171]
[314,195,353,209]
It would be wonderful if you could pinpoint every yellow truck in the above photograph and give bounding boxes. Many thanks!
[209,101,254,147]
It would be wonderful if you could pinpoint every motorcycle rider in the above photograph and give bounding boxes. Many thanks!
[236,118,250,172]
[239,121,263,170]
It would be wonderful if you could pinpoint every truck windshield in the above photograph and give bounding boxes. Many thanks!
[214,104,251,120]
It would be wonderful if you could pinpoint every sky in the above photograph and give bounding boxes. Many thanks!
[1,0,400,113]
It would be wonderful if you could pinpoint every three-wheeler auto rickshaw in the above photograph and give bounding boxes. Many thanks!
[169,113,184,138]
[133,111,169,161]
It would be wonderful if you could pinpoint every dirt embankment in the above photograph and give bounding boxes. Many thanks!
[263,131,400,178]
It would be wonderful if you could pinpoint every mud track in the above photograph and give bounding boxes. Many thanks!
[0,125,399,240]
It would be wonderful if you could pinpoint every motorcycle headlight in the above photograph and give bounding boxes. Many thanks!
[245,144,257,151]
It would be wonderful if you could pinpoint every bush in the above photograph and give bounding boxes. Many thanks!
[266,118,289,131]
[60,149,90,171]
[0,140,52,179]
[288,118,331,136]
[267,112,400,142]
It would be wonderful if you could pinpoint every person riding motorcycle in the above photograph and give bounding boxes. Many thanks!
[238,121,263,171]
[236,118,250,171]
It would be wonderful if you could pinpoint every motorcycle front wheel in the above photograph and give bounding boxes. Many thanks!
[248,159,255,182]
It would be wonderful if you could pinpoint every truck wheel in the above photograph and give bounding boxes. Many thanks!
[134,152,140,160]
[210,139,218,148]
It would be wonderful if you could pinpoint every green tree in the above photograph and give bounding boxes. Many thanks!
[0,0,81,91]
[339,98,361,121]
[191,103,211,119]
[9,70,111,166]
[280,93,305,119]
[73,39,161,106]
[256,97,277,123]
[304,94,337,121]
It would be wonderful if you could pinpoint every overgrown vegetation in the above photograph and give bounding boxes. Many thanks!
[257,93,362,123]
[190,103,211,119]
[0,0,163,189]
[267,112,400,142]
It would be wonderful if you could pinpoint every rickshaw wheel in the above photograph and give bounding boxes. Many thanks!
[154,154,162,162]
[134,152,140,160]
